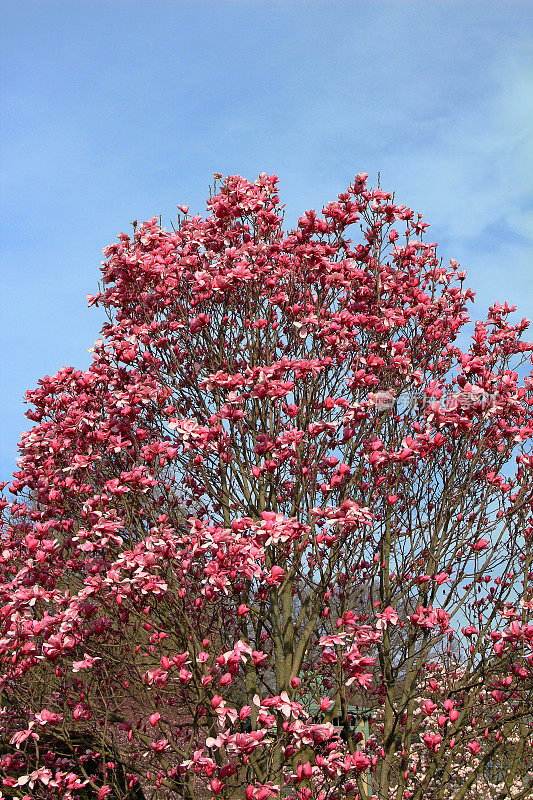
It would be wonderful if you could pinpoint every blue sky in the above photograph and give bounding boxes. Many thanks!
[1,0,532,478]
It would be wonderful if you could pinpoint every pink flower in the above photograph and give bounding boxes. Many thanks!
[376,606,399,629]
[150,739,169,752]
[72,653,102,672]
[210,778,224,794]
[471,539,490,551]
[34,709,63,725]
[423,733,442,751]
[422,700,437,716]
[10,723,39,748]
[351,751,371,771]
[320,697,334,712]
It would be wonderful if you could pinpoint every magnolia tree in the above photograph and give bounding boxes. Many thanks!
[1,173,533,800]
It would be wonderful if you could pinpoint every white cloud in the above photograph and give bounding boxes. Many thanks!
[388,47,533,245]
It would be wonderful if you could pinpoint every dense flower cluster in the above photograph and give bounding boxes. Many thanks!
[1,173,532,799]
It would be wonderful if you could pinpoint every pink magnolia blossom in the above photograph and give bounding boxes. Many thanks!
[2,173,532,799]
